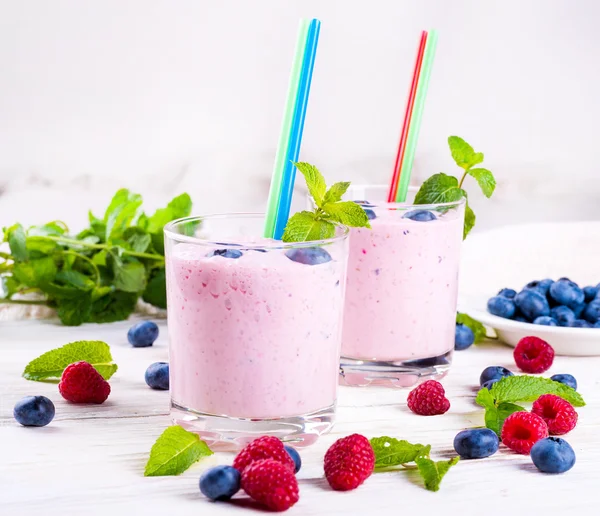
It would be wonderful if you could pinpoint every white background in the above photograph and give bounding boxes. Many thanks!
[1,0,599,230]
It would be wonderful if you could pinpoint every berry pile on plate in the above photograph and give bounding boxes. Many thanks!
[487,278,600,328]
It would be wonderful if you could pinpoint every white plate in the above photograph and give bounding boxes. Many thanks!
[458,221,600,356]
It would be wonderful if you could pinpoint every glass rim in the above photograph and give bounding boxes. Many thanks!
[344,184,467,210]
[164,213,350,249]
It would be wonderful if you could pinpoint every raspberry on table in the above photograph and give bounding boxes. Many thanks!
[241,459,299,512]
[501,411,549,454]
[58,361,111,404]
[323,434,375,491]
[233,436,295,473]
[532,394,578,435]
[407,380,450,416]
[513,336,555,374]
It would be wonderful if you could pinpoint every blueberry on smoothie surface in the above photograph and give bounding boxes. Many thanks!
[207,249,243,259]
[14,396,55,427]
[285,247,332,265]
[402,210,436,222]
[128,321,159,347]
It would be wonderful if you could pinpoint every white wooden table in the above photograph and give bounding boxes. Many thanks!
[1,319,598,516]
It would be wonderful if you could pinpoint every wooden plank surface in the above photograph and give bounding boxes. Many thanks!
[1,319,597,515]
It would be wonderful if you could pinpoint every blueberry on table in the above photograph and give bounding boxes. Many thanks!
[481,378,500,390]
[455,324,475,351]
[550,374,577,390]
[583,300,600,323]
[453,428,499,459]
[514,289,550,321]
[128,321,159,347]
[497,288,517,299]
[583,286,598,302]
[569,319,592,328]
[549,279,585,308]
[199,465,241,500]
[479,366,514,386]
[207,249,243,259]
[402,210,436,222]
[145,362,169,390]
[550,306,576,327]
[487,296,516,319]
[13,396,55,427]
[284,445,302,473]
[285,247,332,265]
[533,316,558,326]
[530,437,576,474]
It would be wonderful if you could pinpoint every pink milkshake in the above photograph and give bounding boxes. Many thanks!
[164,214,349,447]
[340,186,465,387]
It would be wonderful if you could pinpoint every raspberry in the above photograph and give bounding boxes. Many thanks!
[58,361,111,404]
[323,434,375,491]
[532,394,578,435]
[513,336,554,373]
[233,436,295,473]
[501,411,549,454]
[241,459,299,511]
[407,380,450,416]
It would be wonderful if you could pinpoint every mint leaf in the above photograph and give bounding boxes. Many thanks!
[456,312,487,343]
[56,270,95,291]
[323,181,351,204]
[125,230,151,253]
[111,257,147,293]
[468,168,496,198]
[294,162,327,206]
[370,437,431,468]
[5,224,28,262]
[415,457,459,492]
[282,211,335,243]
[26,236,59,255]
[489,375,585,407]
[463,202,476,239]
[144,426,213,476]
[104,189,143,242]
[475,385,495,410]
[88,290,138,323]
[28,221,68,237]
[57,293,93,326]
[147,193,193,234]
[448,136,483,170]
[142,268,167,309]
[485,402,526,436]
[322,201,371,229]
[413,173,465,205]
[13,257,58,288]
[23,340,118,382]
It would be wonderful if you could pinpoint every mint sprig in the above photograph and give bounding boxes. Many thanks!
[282,162,370,243]
[144,426,213,476]
[414,136,496,238]
[370,436,459,492]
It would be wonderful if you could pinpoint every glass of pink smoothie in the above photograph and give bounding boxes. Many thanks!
[339,185,465,388]
[164,214,349,448]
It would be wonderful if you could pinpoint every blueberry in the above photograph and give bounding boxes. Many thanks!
[570,319,592,328]
[525,279,554,296]
[498,288,517,299]
[199,465,241,500]
[487,296,516,319]
[145,362,169,390]
[364,208,376,220]
[530,437,576,474]
[583,286,598,302]
[481,378,500,390]
[454,324,475,351]
[207,249,243,259]
[285,247,332,265]
[13,396,55,427]
[354,200,375,207]
[479,366,514,386]
[551,374,577,390]
[583,300,600,323]
[550,306,576,327]
[514,289,550,321]
[595,321,600,328]
[533,316,558,326]
[127,321,159,347]
[513,315,528,323]
[549,279,585,308]
[403,210,436,222]
[572,301,586,318]
[284,445,302,473]
[453,428,499,459]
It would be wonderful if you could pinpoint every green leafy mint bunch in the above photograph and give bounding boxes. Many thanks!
[414,136,496,239]
[0,189,192,325]
[282,162,370,243]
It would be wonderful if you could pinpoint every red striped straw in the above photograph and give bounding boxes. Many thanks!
[387,31,428,202]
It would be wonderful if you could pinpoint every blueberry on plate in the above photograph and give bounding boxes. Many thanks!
[550,374,577,390]
[285,247,332,265]
[549,279,584,308]
[479,366,514,386]
[595,321,600,328]
[497,288,517,299]
[513,315,529,322]
[455,324,475,351]
[487,296,516,319]
[550,306,576,327]
[145,362,169,390]
[525,279,553,296]
[128,321,159,347]
[583,300,600,324]
[199,465,241,500]
[570,319,592,328]
[453,428,499,459]
[583,286,598,302]
[207,249,243,259]
[530,437,576,474]
[284,445,302,473]
[402,210,436,222]
[533,316,558,326]
[571,301,586,318]
[13,396,55,427]
[514,289,550,320]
